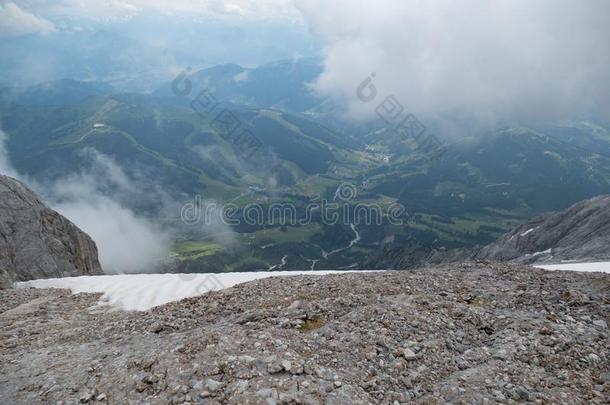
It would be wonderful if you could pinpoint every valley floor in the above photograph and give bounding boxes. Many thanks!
[1,262,609,404]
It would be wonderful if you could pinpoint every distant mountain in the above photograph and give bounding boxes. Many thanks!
[366,194,610,269]
[155,58,324,113]
[0,92,362,196]
[0,79,115,106]
[477,195,610,264]
[2,77,610,272]
[0,175,102,288]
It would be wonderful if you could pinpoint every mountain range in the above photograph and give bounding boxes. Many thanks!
[1,59,609,272]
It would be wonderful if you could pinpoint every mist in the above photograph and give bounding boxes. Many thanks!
[0,136,174,274]
[295,0,610,127]
[0,130,18,178]
[45,149,173,274]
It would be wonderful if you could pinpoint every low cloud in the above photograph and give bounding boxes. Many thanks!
[0,136,173,274]
[295,0,610,125]
[0,2,55,37]
[47,149,173,274]
[0,130,18,178]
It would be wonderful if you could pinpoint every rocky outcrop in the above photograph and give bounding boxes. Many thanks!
[476,195,610,264]
[0,175,102,288]
[366,195,610,269]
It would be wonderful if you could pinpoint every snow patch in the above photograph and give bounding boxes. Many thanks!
[526,248,552,257]
[520,227,537,237]
[16,271,371,311]
[535,262,610,273]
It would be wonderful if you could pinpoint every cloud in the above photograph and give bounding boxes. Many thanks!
[233,70,250,83]
[0,2,55,37]
[295,0,610,124]
[0,136,173,274]
[16,0,299,21]
[42,149,171,274]
[0,129,18,178]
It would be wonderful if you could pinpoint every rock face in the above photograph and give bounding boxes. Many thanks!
[366,195,610,269]
[477,195,610,264]
[0,262,608,403]
[0,175,102,288]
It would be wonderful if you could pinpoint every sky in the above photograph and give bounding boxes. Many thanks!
[1,0,300,29]
[1,0,608,274]
[0,1,317,88]
[1,0,608,122]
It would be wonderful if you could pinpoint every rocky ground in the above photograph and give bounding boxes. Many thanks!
[0,262,609,404]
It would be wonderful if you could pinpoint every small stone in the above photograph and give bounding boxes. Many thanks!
[205,378,222,392]
[147,322,164,333]
[267,361,283,374]
[239,355,256,363]
[493,349,509,360]
[401,348,417,360]
[592,320,607,329]
[587,353,601,365]
[492,389,505,400]
[79,391,94,403]
[256,388,273,398]
[288,300,302,309]
[516,388,529,401]
[334,381,342,388]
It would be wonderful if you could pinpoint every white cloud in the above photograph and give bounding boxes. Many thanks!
[0,2,55,37]
[42,149,174,274]
[233,70,249,83]
[16,0,299,21]
[0,135,173,274]
[295,0,610,124]
[0,129,18,178]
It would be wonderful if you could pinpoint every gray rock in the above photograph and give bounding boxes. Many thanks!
[477,195,610,264]
[0,175,102,288]
[367,195,610,268]
[148,322,164,333]
[256,388,273,398]
[401,348,418,360]
[204,378,222,392]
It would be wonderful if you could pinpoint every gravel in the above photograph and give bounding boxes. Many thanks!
[1,261,608,404]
